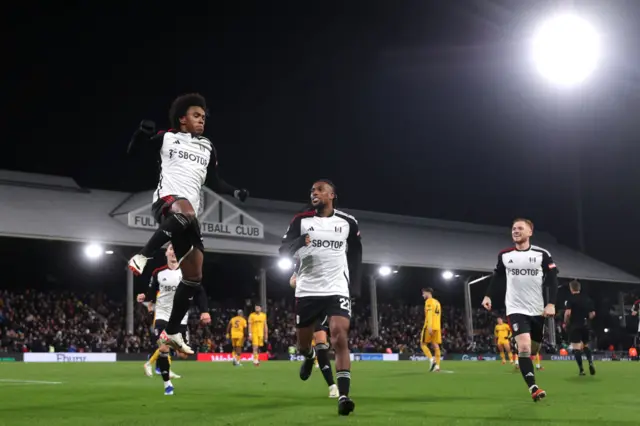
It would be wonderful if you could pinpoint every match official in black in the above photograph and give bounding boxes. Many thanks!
[564,280,596,376]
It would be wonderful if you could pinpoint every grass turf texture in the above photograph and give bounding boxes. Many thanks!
[0,361,636,425]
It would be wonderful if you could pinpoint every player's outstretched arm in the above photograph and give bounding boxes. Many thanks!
[126,120,163,155]
[206,168,249,201]
[203,145,249,201]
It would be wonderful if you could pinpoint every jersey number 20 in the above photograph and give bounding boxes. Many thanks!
[339,297,351,316]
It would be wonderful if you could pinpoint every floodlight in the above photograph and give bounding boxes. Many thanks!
[532,14,600,87]
[378,266,392,277]
[442,270,454,280]
[277,258,293,271]
[85,244,104,259]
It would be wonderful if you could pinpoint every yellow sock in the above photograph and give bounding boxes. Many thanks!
[499,351,505,362]
[434,347,441,366]
[168,355,172,366]
[149,349,160,365]
[254,353,258,362]
[536,354,541,366]
[421,344,433,359]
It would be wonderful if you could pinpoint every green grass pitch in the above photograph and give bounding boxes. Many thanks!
[0,361,636,425]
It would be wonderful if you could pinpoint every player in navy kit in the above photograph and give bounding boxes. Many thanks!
[126,94,248,354]
[280,180,362,416]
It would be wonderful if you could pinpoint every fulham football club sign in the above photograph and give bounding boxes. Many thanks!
[127,187,264,240]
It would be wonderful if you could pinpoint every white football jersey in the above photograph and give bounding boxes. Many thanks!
[280,209,362,298]
[153,131,215,215]
[149,266,188,324]
[493,245,558,317]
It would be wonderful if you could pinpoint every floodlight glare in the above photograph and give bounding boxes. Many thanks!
[532,14,600,87]
[277,258,293,271]
[378,266,392,277]
[85,244,104,259]
[442,270,454,280]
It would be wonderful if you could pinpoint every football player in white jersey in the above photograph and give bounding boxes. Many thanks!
[126,94,248,354]
[280,179,362,416]
[136,244,209,395]
[482,218,559,402]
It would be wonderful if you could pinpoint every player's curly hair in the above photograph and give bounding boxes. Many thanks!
[169,93,207,129]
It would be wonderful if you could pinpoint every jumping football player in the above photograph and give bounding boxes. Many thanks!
[482,218,558,402]
[127,93,247,353]
[280,179,362,416]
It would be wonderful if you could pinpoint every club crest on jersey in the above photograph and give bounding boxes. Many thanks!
[335,226,342,233]
[529,257,537,263]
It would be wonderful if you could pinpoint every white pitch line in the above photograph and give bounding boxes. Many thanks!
[0,379,62,385]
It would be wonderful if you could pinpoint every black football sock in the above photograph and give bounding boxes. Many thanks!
[574,350,584,370]
[583,346,593,364]
[157,352,171,382]
[518,355,537,388]
[336,369,351,397]
[140,214,190,257]
[165,280,199,334]
[315,344,335,386]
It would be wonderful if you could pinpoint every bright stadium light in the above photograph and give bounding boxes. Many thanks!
[105,250,114,255]
[84,243,104,259]
[378,266,392,277]
[277,258,293,271]
[532,14,600,87]
[442,270,454,280]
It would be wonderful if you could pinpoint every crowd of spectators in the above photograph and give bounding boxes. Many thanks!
[0,289,633,354]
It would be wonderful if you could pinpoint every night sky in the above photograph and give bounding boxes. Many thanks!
[5,1,640,277]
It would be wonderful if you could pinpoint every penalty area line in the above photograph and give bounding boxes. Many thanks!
[0,379,63,385]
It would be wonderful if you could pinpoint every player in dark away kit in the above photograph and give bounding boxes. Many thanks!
[564,279,596,376]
